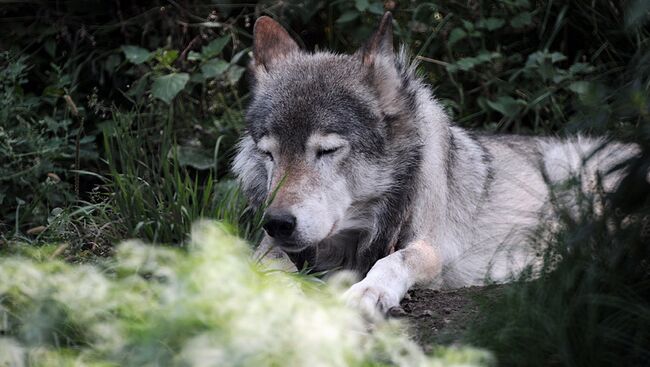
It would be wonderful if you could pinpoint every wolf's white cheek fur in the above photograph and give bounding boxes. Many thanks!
[232,136,269,205]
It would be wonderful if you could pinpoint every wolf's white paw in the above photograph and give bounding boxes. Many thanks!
[344,280,401,318]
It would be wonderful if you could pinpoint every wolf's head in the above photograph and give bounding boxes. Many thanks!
[233,13,424,254]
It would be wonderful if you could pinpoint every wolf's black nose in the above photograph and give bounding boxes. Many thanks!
[263,209,296,240]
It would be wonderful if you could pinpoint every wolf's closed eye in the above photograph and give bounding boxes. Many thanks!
[316,147,340,159]
[261,151,274,161]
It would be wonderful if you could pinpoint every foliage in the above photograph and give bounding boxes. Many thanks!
[0,51,98,235]
[0,222,493,367]
[2,0,649,242]
[0,1,249,238]
[262,0,650,134]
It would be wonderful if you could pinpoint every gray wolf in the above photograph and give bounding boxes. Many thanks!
[233,13,638,316]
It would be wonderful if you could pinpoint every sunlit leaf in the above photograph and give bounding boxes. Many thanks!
[478,18,505,31]
[173,146,214,170]
[487,96,524,118]
[226,65,245,85]
[157,49,179,67]
[201,59,229,79]
[187,51,202,62]
[201,35,231,59]
[121,45,151,65]
[355,0,369,11]
[449,28,467,46]
[151,73,189,104]
[337,10,359,23]
[510,11,533,28]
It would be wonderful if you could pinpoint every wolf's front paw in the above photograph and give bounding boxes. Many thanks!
[343,280,401,318]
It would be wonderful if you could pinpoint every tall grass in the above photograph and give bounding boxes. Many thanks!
[102,108,261,245]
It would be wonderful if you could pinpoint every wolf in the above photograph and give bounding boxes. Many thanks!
[233,12,639,316]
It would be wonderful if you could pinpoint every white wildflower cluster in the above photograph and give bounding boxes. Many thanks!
[0,221,492,367]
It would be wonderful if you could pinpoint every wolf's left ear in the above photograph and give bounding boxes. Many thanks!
[253,16,299,70]
[361,12,394,66]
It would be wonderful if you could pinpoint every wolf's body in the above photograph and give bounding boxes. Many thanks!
[233,13,638,315]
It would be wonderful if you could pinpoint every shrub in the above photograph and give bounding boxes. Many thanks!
[0,221,493,366]
[0,51,98,235]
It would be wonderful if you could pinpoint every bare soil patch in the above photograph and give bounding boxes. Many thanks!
[397,285,505,350]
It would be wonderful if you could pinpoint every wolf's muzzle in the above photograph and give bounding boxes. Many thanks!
[263,208,296,240]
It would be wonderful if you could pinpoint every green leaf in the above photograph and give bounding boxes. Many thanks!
[549,52,567,63]
[202,35,231,59]
[552,70,570,84]
[455,57,478,71]
[201,59,229,79]
[151,73,189,104]
[487,96,524,118]
[104,54,121,72]
[44,39,56,57]
[476,51,501,63]
[625,0,650,29]
[127,75,148,99]
[43,85,64,97]
[121,45,152,65]
[226,65,245,85]
[478,18,505,31]
[568,81,591,95]
[513,0,531,8]
[461,20,474,31]
[368,2,384,15]
[173,146,214,170]
[157,49,179,67]
[448,52,499,72]
[448,28,467,47]
[510,11,533,28]
[190,73,205,83]
[569,62,594,75]
[187,51,202,61]
[355,0,369,11]
[337,10,359,23]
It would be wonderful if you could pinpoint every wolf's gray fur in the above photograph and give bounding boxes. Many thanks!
[233,13,639,315]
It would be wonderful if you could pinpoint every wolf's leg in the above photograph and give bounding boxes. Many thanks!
[253,235,298,272]
[344,240,441,317]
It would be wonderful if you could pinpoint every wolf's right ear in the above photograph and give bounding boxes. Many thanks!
[360,12,394,66]
[253,16,299,71]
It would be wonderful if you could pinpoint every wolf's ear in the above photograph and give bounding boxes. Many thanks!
[253,16,299,70]
[361,12,394,66]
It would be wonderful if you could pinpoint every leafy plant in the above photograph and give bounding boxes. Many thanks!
[0,222,493,366]
[0,52,97,235]
[120,35,245,105]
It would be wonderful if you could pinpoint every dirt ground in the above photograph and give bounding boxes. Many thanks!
[395,285,505,350]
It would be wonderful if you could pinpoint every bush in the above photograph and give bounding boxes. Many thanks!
[0,51,98,235]
[0,221,493,366]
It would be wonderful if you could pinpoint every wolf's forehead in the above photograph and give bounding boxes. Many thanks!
[248,84,376,141]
